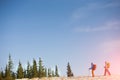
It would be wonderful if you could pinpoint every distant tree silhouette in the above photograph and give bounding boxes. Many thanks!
[67,62,74,77]
[38,58,45,78]
[17,61,24,79]
[8,54,13,75]
[0,70,3,80]
[30,66,33,78]
[55,65,59,77]
[44,68,47,77]
[4,54,14,80]
[0,70,4,79]
[32,59,38,77]
[12,72,16,79]
[42,68,46,77]
[48,68,52,77]
[26,61,31,78]
[52,70,55,77]
[23,69,27,78]
[5,65,8,78]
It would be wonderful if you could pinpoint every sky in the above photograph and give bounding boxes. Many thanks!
[0,0,120,76]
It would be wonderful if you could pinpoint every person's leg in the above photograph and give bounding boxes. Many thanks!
[104,69,106,76]
[107,69,111,75]
[92,70,94,77]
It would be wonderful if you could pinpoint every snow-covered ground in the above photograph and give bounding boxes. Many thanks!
[16,75,120,80]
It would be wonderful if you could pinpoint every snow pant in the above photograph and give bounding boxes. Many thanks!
[92,70,95,77]
[104,68,111,76]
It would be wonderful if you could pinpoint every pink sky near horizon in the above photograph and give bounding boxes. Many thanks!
[100,40,120,75]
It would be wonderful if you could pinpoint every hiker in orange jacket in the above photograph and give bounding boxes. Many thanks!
[104,61,111,76]
[89,62,96,77]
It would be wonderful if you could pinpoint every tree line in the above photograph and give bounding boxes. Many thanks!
[0,54,74,80]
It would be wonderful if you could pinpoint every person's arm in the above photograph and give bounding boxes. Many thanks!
[89,66,93,70]
[104,63,107,69]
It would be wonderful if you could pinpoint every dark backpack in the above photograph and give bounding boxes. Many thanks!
[92,64,96,70]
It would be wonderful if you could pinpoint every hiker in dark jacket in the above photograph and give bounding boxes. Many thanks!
[89,62,96,77]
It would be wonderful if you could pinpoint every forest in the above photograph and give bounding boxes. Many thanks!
[0,54,74,80]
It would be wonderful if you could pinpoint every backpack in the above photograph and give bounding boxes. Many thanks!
[106,62,110,68]
[92,64,96,70]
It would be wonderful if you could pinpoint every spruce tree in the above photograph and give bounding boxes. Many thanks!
[27,62,31,78]
[32,59,38,78]
[38,58,44,78]
[8,54,13,73]
[12,72,16,79]
[1,70,4,79]
[4,54,14,80]
[55,65,59,77]
[67,62,74,77]
[52,70,55,77]
[44,68,47,77]
[23,69,27,78]
[30,66,33,78]
[42,68,46,77]
[48,68,52,77]
[5,54,14,80]
[5,65,13,80]
[0,70,3,80]
[17,61,24,79]
[5,65,8,78]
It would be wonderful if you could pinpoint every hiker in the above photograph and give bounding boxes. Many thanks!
[104,61,111,76]
[89,62,96,77]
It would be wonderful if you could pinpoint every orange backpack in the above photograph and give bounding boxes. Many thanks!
[106,62,110,68]
[92,64,96,70]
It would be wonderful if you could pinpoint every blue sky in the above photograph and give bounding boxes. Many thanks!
[0,0,120,76]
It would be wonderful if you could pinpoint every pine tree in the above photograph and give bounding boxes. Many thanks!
[30,66,33,78]
[32,59,38,78]
[38,58,45,78]
[42,68,46,77]
[4,54,14,80]
[12,72,16,79]
[48,68,52,77]
[1,70,4,79]
[55,65,59,77]
[52,70,55,77]
[5,65,8,78]
[8,54,13,76]
[5,65,13,80]
[44,68,47,77]
[17,61,24,79]
[67,62,74,77]
[0,70,3,80]
[38,58,42,78]
[26,62,31,78]
[23,69,27,78]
